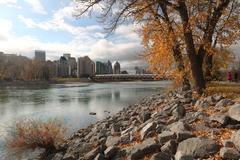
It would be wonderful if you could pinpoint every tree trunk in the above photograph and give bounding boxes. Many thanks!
[205,54,213,82]
[172,45,191,91]
[178,1,206,94]
[159,2,191,91]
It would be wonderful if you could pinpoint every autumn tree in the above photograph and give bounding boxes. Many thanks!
[74,0,240,93]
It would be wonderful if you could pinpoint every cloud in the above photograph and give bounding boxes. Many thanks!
[0,0,20,8]
[24,0,47,15]
[0,19,13,41]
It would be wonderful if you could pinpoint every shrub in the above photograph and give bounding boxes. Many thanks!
[5,118,67,154]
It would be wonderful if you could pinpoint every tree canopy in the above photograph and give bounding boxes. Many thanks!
[75,0,240,93]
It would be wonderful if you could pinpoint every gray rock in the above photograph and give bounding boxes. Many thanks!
[210,114,229,126]
[150,152,172,160]
[231,129,240,151]
[168,121,189,133]
[120,133,130,144]
[84,148,100,160]
[156,124,165,133]
[129,138,160,160]
[106,136,120,147]
[141,112,151,122]
[52,153,63,160]
[63,153,75,160]
[172,105,186,119]
[194,99,208,108]
[176,137,218,158]
[104,146,119,159]
[223,140,235,148]
[220,147,240,160]
[140,122,156,140]
[176,131,194,142]
[180,98,192,104]
[216,99,234,108]
[161,140,177,155]
[94,153,105,160]
[98,129,108,140]
[175,151,194,160]
[212,95,224,102]
[228,104,240,121]
[158,131,176,145]
[111,123,121,135]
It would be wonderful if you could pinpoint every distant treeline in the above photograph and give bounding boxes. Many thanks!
[0,53,56,81]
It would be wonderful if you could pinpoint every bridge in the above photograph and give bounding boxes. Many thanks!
[92,74,163,82]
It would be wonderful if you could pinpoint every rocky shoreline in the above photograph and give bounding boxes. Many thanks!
[47,89,240,160]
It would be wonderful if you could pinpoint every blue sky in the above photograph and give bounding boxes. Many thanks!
[0,0,144,70]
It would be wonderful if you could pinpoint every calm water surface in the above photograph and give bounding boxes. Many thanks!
[0,81,170,131]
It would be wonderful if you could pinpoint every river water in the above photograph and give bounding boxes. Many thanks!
[0,81,170,131]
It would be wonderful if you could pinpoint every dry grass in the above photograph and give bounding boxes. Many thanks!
[5,118,67,153]
[206,81,240,98]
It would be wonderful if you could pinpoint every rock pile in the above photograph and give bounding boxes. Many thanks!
[47,90,240,160]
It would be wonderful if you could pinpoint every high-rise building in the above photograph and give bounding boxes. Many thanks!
[77,56,95,78]
[57,56,69,77]
[95,60,113,74]
[96,61,105,74]
[106,60,113,74]
[68,57,77,77]
[113,61,121,74]
[34,50,46,61]
[63,53,71,60]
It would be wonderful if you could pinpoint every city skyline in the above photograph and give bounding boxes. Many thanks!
[0,0,145,71]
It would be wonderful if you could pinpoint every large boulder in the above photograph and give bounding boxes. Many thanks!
[228,104,240,121]
[216,99,234,108]
[104,146,119,159]
[106,136,120,147]
[161,140,177,155]
[140,122,156,140]
[210,114,230,126]
[168,121,190,133]
[84,148,100,160]
[172,105,186,119]
[141,112,151,122]
[150,152,172,160]
[158,131,176,145]
[220,147,240,160]
[231,129,240,151]
[129,138,160,160]
[175,151,194,160]
[176,137,218,159]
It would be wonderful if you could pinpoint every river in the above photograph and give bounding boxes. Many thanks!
[0,81,170,158]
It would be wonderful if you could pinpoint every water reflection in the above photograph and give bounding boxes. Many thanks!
[0,81,171,131]
[114,90,120,100]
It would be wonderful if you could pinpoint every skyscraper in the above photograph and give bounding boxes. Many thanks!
[57,56,69,77]
[113,61,121,74]
[95,60,113,74]
[77,56,95,78]
[34,50,46,61]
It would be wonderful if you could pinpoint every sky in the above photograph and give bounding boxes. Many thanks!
[0,0,144,71]
[0,0,239,72]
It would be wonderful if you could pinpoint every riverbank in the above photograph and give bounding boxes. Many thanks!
[0,78,90,87]
[40,87,240,160]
